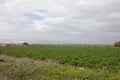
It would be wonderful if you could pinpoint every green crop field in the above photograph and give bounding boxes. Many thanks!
[0,45,120,80]
[0,45,120,70]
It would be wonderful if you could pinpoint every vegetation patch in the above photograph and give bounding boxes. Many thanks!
[0,45,120,80]
[114,41,120,47]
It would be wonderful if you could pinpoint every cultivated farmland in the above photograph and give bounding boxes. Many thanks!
[0,45,120,80]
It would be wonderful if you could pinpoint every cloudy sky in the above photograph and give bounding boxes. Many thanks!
[0,0,120,44]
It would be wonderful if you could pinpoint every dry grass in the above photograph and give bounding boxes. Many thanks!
[0,54,59,80]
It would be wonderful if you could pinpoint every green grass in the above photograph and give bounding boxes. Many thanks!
[0,60,120,80]
[0,45,120,79]
[0,62,120,80]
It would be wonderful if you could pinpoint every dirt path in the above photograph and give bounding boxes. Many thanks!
[0,61,11,80]
[0,54,57,80]
[0,72,9,80]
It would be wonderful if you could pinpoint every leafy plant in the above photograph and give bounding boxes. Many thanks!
[114,41,120,47]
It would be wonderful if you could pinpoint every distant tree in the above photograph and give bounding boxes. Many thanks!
[22,42,29,45]
[114,41,120,47]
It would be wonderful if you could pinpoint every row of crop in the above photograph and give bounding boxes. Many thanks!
[0,45,120,71]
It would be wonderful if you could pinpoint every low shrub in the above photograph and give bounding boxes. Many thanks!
[114,41,120,47]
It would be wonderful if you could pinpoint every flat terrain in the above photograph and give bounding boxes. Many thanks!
[0,45,120,80]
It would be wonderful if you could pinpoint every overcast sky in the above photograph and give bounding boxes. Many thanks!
[0,0,120,44]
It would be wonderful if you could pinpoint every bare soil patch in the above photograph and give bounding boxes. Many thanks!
[0,72,10,80]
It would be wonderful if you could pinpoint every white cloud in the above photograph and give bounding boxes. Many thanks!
[0,0,120,44]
